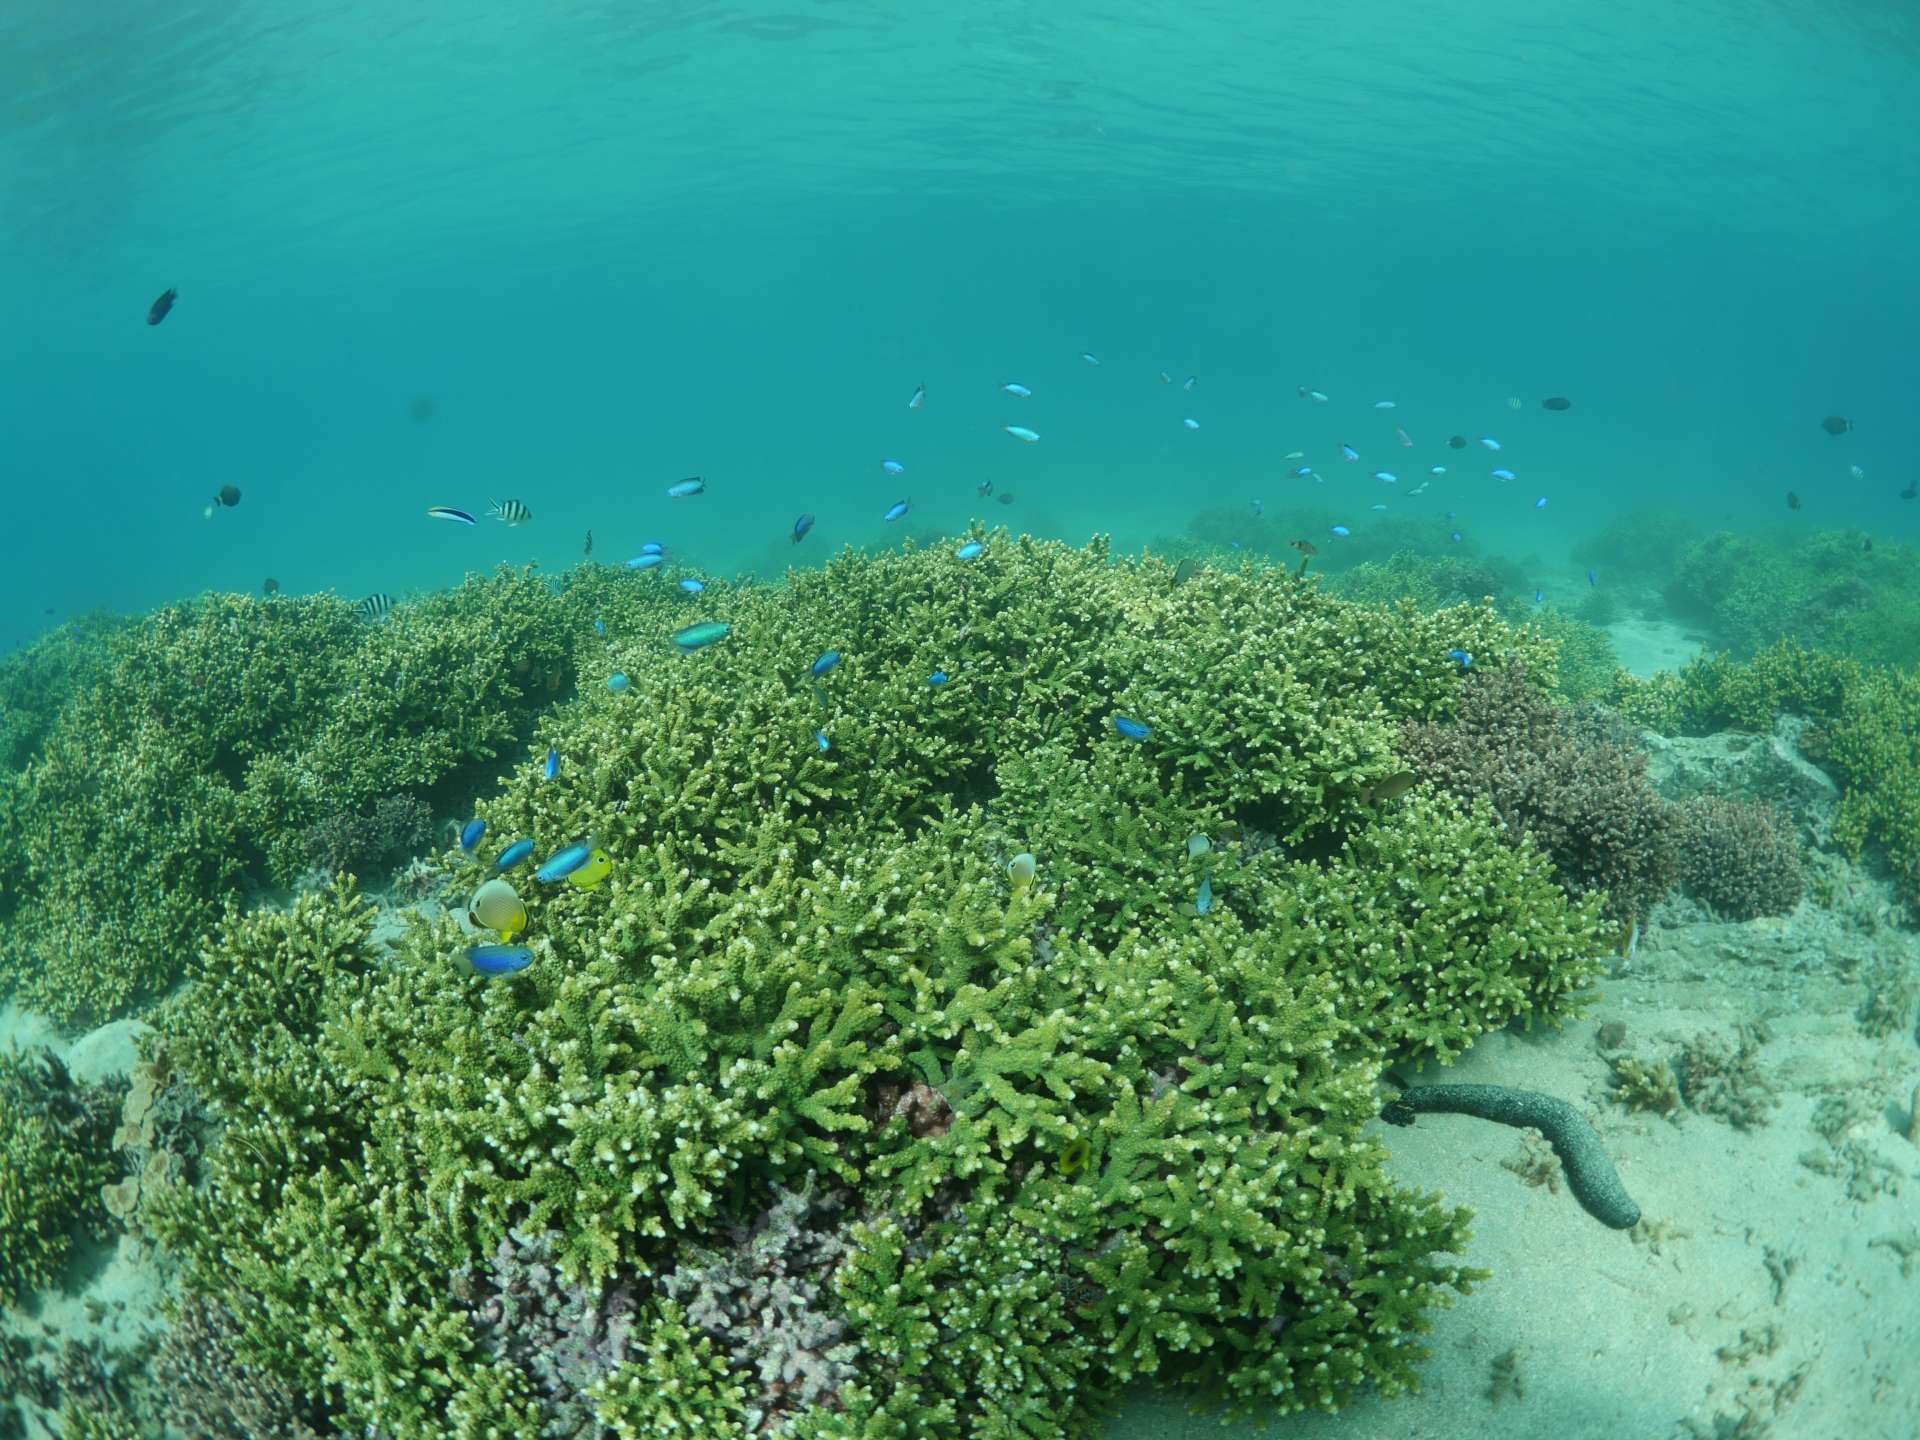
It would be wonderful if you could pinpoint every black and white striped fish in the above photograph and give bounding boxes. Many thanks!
[488,498,532,525]
[359,593,394,621]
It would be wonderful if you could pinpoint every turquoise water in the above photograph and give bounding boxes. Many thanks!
[3,0,1916,642]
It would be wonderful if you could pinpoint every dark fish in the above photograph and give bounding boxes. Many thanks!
[583,530,593,557]
[792,513,815,543]
[262,577,279,595]
[214,484,241,508]
[1542,396,1572,411]
[409,395,435,422]
[977,480,994,497]
[1172,556,1200,586]
[360,593,395,620]
[996,492,1015,505]
[1359,772,1418,805]
[1820,415,1853,436]
[1786,491,1802,511]
[1901,480,1917,501]
[146,288,177,325]
[1448,435,1467,449]
[489,498,532,525]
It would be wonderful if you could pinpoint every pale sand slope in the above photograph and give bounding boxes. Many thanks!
[1112,892,1920,1440]
[1607,616,1711,680]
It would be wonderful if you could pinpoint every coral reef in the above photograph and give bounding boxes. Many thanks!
[453,1226,643,1439]
[1612,641,1920,910]
[101,1045,204,1230]
[299,792,432,881]
[149,1293,323,1440]
[0,1048,120,1307]
[1610,1056,1682,1117]
[0,612,133,773]
[658,1181,860,1433]
[1667,527,1920,668]
[0,568,587,1024]
[118,539,1605,1436]
[1670,796,1804,920]
[1677,1027,1778,1130]
[1401,663,1677,923]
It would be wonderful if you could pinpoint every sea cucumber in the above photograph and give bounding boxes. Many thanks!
[1382,1083,1642,1229]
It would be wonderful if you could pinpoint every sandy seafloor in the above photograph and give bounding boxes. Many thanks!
[5,702,1919,1440]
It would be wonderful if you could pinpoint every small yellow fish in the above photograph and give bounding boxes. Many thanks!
[469,878,527,940]
[566,847,613,890]
[1058,1136,1091,1176]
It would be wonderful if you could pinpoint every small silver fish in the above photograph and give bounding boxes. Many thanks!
[1002,382,1031,397]
[488,498,532,525]
[666,477,705,498]
[1004,425,1040,443]
[908,383,926,409]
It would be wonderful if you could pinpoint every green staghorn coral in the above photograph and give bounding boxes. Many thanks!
[0,568,598,1025]
[129,536,1608,1437]
[0,1048,120,1308]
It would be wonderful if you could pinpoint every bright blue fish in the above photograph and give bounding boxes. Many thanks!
[1340,444,1359,462]
[928,671,948,685]
[1182,418,1199,430]
[1113,716,1151,741]
[956,542,984,560]
[1194,872,1213,916]
[679,578,705,594]
[814,730,830,752]
[1588,569,1598,587]
[1289,465,1315,478]
[883,499,910,522]
[607,672,631,693]
[1330,524,1351,537]
[791,513,815,543]
[493,838,535,871]
[460,818,486,851]
[1449,530,1463,543]
[882,459,905,475]
[1534,589,1545,603]
[627,554,664,570]
[1373,471,1397,483]
[1534,496,1548,509]
[1480,436,1502,451]
[810,650,841,678]
[543,748,559,781]
[535,841,594,884]
[1491,467,1516,481]
[666,477,705,498]
[593,617,606,636]
[465,943,534,977]
[641,542,664,555]
[1447,648,1473,669]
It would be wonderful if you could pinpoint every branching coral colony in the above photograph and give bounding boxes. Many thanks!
[119,538,1615,1438]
